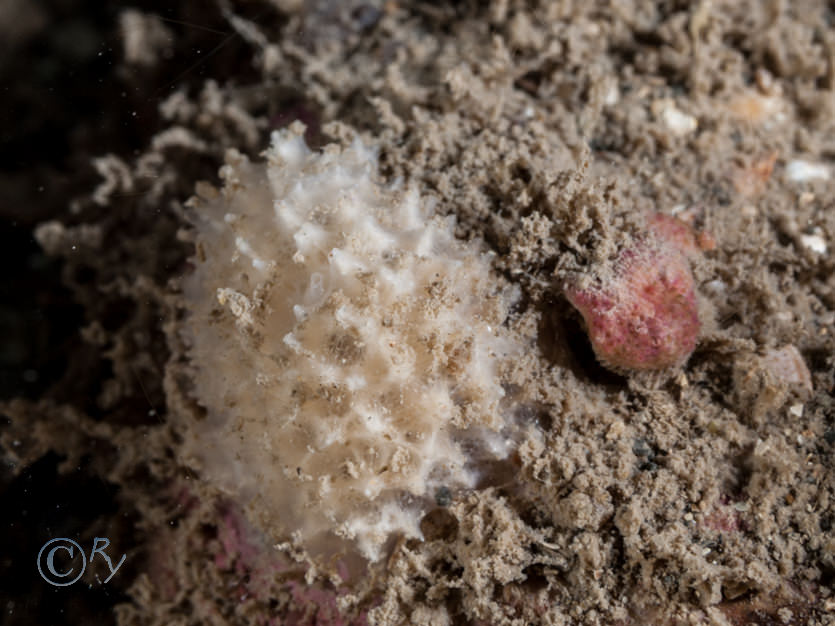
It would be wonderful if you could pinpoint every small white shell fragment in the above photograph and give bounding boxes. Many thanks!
[788,403,804,418]
[800,232,827,254]
[705,279,727,294]
[763,345,813,392]
[604,83,619,106]
[786,160,830,182]
[653,99,697,136]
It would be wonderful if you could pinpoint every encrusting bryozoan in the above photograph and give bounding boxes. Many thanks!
[180,122,522,562]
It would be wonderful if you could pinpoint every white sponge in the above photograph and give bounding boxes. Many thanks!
[181,122,521,561]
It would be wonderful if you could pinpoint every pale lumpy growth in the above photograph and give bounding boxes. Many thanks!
[181,122,521,561]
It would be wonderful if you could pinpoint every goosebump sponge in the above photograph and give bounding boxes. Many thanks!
[180,122,521,561]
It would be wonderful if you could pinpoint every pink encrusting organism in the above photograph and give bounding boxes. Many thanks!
[564,213,709,372]
[143,489,370,625]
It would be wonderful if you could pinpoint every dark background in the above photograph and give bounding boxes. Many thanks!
[0,2,270,623]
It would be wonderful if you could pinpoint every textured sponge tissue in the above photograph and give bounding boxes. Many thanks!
[180,122,522,561]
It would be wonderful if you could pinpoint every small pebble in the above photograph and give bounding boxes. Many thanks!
[434,486,452,507]
[763,345,813,392]
[653,99,697,136]
[786,160,830,182]
[632,439,653,457]
[800,232,827,254]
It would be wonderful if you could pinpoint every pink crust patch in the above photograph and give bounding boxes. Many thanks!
[565,215,702,372]
[702,498,748,534]
[646,212,714,256]
[211,505,369,626]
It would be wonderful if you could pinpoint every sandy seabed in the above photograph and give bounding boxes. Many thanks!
[1,1,834,625]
